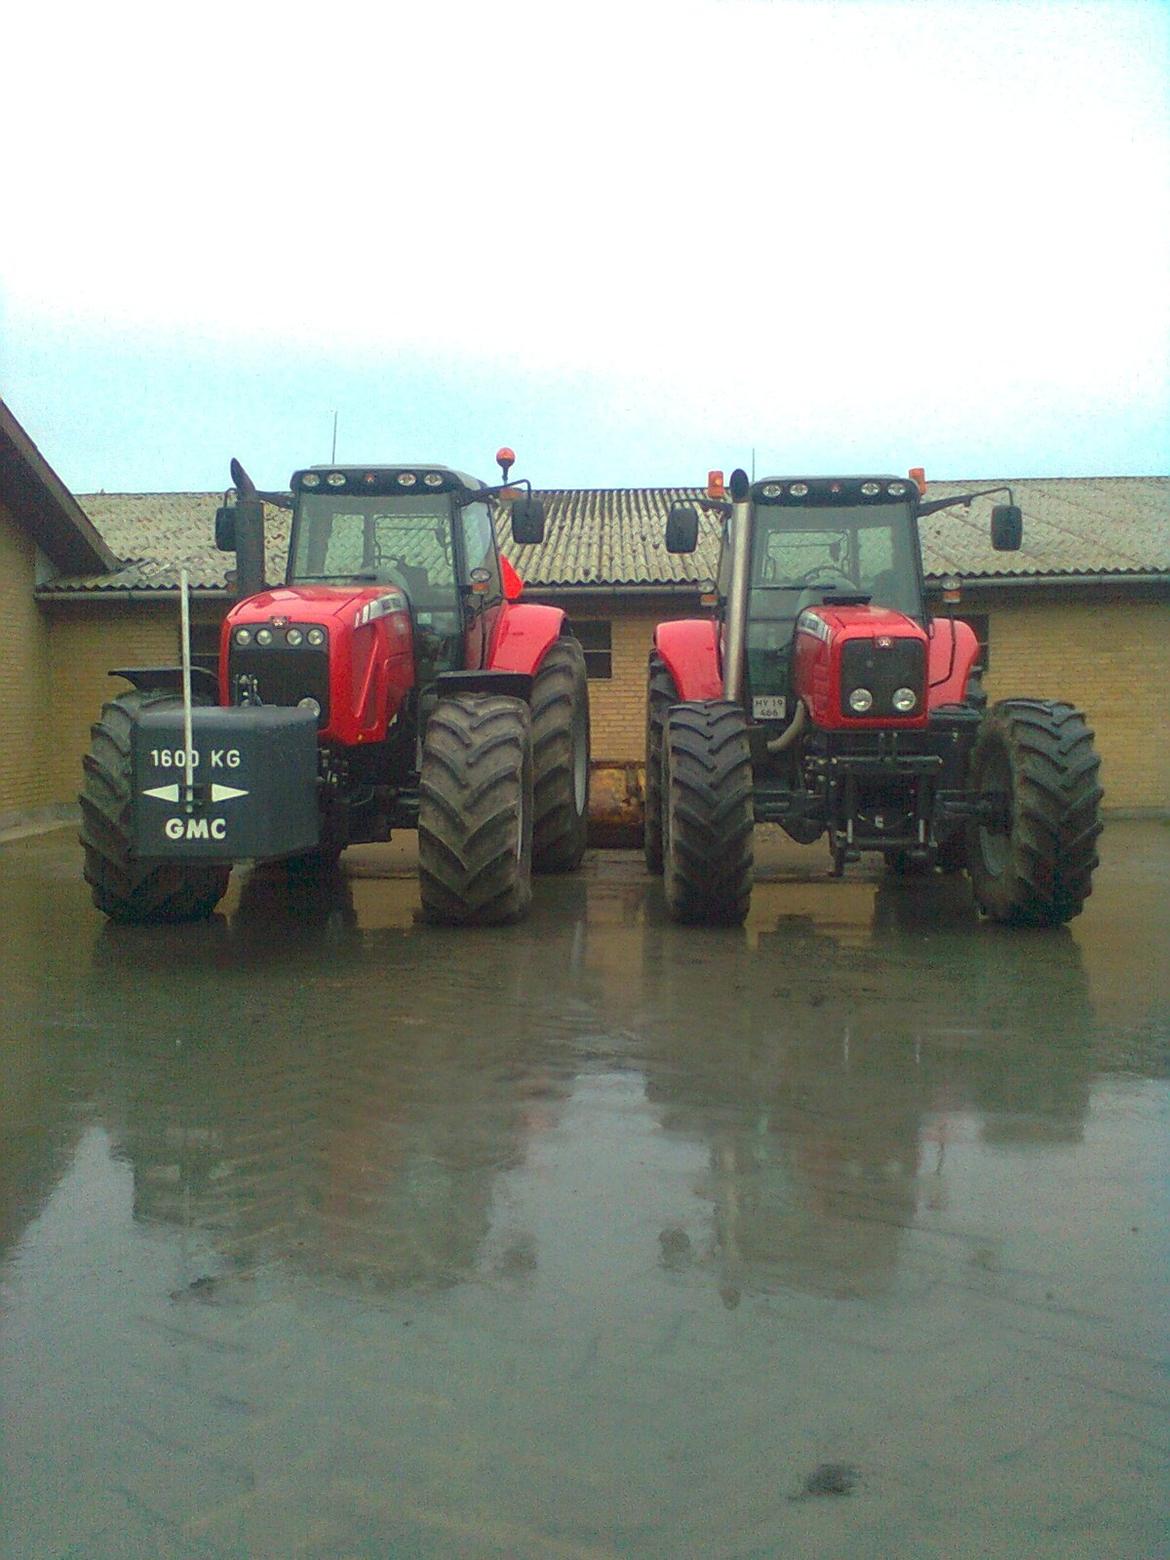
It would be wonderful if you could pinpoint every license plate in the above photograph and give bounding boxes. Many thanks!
[752,696,787,721]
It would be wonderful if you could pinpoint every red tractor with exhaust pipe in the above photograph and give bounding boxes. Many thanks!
[646,466,1102,926]
[80,450,590,924]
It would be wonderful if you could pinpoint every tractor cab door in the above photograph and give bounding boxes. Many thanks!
[457,500,506,669]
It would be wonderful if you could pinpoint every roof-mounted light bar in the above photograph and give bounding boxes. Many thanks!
[752,477,915,505]
[291,467,464,495]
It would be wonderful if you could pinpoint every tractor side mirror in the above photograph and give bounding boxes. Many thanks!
[665,504,700,554]
[510,495,546,545]
[991,504,1023,551]
[215,505,237,552]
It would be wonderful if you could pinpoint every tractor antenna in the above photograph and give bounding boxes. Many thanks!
[331,411,338,463]
[751,447,755,481]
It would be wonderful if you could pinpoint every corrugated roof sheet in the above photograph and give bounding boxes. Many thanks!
[40,477,1169,594]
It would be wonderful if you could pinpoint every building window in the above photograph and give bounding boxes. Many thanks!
[959,612,990,674]
[568,620,612,679]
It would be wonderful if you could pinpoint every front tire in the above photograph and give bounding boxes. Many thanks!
[418,695,534,925]
[966,699,1103,926]
[79,689,232,923]
[531,638,590,873]
[663,701,754,925]
[643,651,678,874]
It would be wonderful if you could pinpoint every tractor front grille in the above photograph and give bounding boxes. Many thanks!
[840,637,925,719]
[229,646,330,726]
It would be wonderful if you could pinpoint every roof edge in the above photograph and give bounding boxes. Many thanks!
[0,400,118,573]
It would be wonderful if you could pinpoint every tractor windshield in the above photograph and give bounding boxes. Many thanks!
[750,504,921,619]
[290,494,458,610]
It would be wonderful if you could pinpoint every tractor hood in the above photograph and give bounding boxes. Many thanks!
[225,584,409,630]
[795,602,921,641]
[792,602,930,730]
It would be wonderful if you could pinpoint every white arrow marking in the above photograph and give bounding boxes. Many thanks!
[210,784,249,802]
[142,784,181,802]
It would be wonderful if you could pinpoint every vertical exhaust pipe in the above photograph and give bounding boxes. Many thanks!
[229,458,267,602]
[722,467,753,705]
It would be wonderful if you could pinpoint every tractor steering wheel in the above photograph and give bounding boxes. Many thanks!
[798,564,850,587]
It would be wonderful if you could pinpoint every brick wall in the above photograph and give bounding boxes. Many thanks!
[44,599,221,803]
[0,502,53,820]
[562,600,676,762]
[979,587,1170,811]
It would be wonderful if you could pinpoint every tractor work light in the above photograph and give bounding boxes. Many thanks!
[326,472,347,488]
[789,482,809,497]
[255,628,274,646]
[848,688,874,713]
[424,472,444,488]
[301,472,321,488]
[234,627,253,646]
[286,628,303,646]
[396,472,418,487]
[887,481,908,496]
[306,627,327,647]
[298,697,321,718]
[892,687,918,712]
[761,482,783,497]
[860,481,881,496]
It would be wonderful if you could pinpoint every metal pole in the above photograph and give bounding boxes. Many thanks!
[180,568,195,807]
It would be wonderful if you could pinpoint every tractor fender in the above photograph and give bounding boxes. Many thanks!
[109,665,221,701]
[487,602,566,677]
[927,619,981,708]
[654,620,723,702]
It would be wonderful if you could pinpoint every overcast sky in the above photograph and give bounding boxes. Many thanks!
[3,0,1167,493]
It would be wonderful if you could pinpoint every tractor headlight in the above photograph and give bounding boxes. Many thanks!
[396,472,417,487]
[255,628,274,646]
[297,697,321,718]
[423,472,444,488]
[326,471,347,488]
[761,482,783,498]
[234,627,252,646]
[286,628,303,647]
[860,481,881,496]
[886,481,908,496]
[848,688,874,713]
[789,482,809,497]
[300,472,321,489]
[306,627,326,647]
[892,687,918,713]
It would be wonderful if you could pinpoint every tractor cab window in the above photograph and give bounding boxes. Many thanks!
[290,494,458,611]
[751,504,920,619]
[458,501,501,599]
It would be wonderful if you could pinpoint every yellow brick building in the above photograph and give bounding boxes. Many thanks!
[1,399,1167,831]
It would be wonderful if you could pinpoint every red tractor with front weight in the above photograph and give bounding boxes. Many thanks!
[80,450,590,924]
[646,466,1102,926]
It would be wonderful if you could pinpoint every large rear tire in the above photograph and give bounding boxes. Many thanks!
[662,701,754,925]
[79,689,232,923]
[643,651,678,874]
[418,695,534,925]
[531,637,590,873]
[966,699,1103,926]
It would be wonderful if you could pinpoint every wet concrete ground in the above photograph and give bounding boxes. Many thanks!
[1,822,1167,1559]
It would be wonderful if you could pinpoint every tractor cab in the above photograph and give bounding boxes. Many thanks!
[286,465,507,679]
[735,477,926,724]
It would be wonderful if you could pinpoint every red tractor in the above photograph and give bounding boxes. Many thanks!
[80,451,590,924]
[646,467,1102,926]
